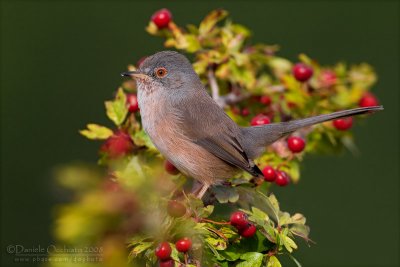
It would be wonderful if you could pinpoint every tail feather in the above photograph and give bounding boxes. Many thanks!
[241,106,383,159]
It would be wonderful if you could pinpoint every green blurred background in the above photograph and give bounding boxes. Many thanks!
[1,1,398,266]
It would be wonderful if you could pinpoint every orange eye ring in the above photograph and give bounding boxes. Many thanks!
[155,67,168,78]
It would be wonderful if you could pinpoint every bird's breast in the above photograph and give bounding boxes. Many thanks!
[137,91,237,184]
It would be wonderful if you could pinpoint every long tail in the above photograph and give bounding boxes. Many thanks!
[241,105,383,159]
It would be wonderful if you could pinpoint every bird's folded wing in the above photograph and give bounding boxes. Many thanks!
[175,91,263,177]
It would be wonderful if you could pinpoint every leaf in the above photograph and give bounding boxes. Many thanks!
[266,256,282,267]
[145,21,159,35]
[290,224,310,241]
[128,235,151,247]
[199,9,228,36]
[250,207,269,222]
[114,156,146,188]
[105,88,128,126]
[287,161,300,184]
[169,243,180,262]
[289,213,306,225]
[219,226,238,239]
[278,212,291,226]
[267,194,280,215]
[79,124,113,140]
[200,205,214,218]
[219,250,241,261]
[236,187,279,224]
[205,237,227,250]
[236,252,263,267]
[129,242,153,257]
[206,242,225,261]
[213,186,239,203]
[282,234,298,253]
[132,129,157,151]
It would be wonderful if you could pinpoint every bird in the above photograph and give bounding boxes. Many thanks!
[121,51,383,199]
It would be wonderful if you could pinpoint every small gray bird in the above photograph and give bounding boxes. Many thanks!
[122,51,382,198]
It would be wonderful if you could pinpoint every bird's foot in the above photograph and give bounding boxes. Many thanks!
[192,183,210,199]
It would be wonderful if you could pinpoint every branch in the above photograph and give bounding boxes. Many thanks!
[208,69,224,107]
[207,69,250,108]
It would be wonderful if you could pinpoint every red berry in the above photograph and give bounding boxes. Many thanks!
[260,95,272,105]
[126,94,139,112]
[102,179,121,192]
[275,171,290,186]
[333,117,353,131]
[320,70,337,87]
[250,114,271,126]
[155,242,172,260]
[100,131,133,158]
[292,63,313,82]
[164,160,180,175]
[151,8,172,29]
[287,136,306,153]
[231,106,241,115]
[287,101,297,109]
[230,211,248,230]
[239,224,257,238]
[159,259,174,267]
[167,200,186,218]
[241,107,250,116]
[262,166,276,182]
[359,92,379,107]
[175,237,192,253]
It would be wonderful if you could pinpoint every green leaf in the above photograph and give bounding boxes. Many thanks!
[79,124,113,140]
[129,241,153,257]
[237,187,279,224]
[219,226,238,239]
[200,205,214,218]
[287,161,300,184]
[266,256,282,267]
[213,186,239,203]
[205,237,227,250]
[282,234,298,253]
[105,88,128,126]
[169,243,180,262]
[236,252,263,267]
[278,212,291,226]
[287,213,306,225]
[219,250,240,261]
[114,156,146,188]
[290,224,310,241]
[132,129,157,151]
[199,9,228,36]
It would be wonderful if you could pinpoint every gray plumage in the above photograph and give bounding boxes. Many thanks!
[121,51,383,198]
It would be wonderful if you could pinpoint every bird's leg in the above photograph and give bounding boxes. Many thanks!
[195,183,210,199]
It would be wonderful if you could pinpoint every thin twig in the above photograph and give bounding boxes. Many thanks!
[207,68,250,107]
[208,68,219,100]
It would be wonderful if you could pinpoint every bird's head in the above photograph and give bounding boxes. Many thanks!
[121,51,200,94]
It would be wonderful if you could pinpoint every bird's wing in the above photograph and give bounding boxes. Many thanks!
[175,90,263,177]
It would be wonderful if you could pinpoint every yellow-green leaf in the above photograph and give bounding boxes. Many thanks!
[267,256,282,267]
[105,88,128,126]
[199,9,228,36]
[79,124,113,140]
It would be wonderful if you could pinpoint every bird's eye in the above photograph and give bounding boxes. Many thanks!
[155,67,168,78]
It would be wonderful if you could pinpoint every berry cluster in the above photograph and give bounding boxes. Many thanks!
[262,166,290,187]
[155,237,192,267]
[230,211,257,238]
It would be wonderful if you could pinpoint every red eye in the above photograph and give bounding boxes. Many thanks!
[155,67,168,78]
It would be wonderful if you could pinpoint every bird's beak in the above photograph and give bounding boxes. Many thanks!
[120,71,148,80]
